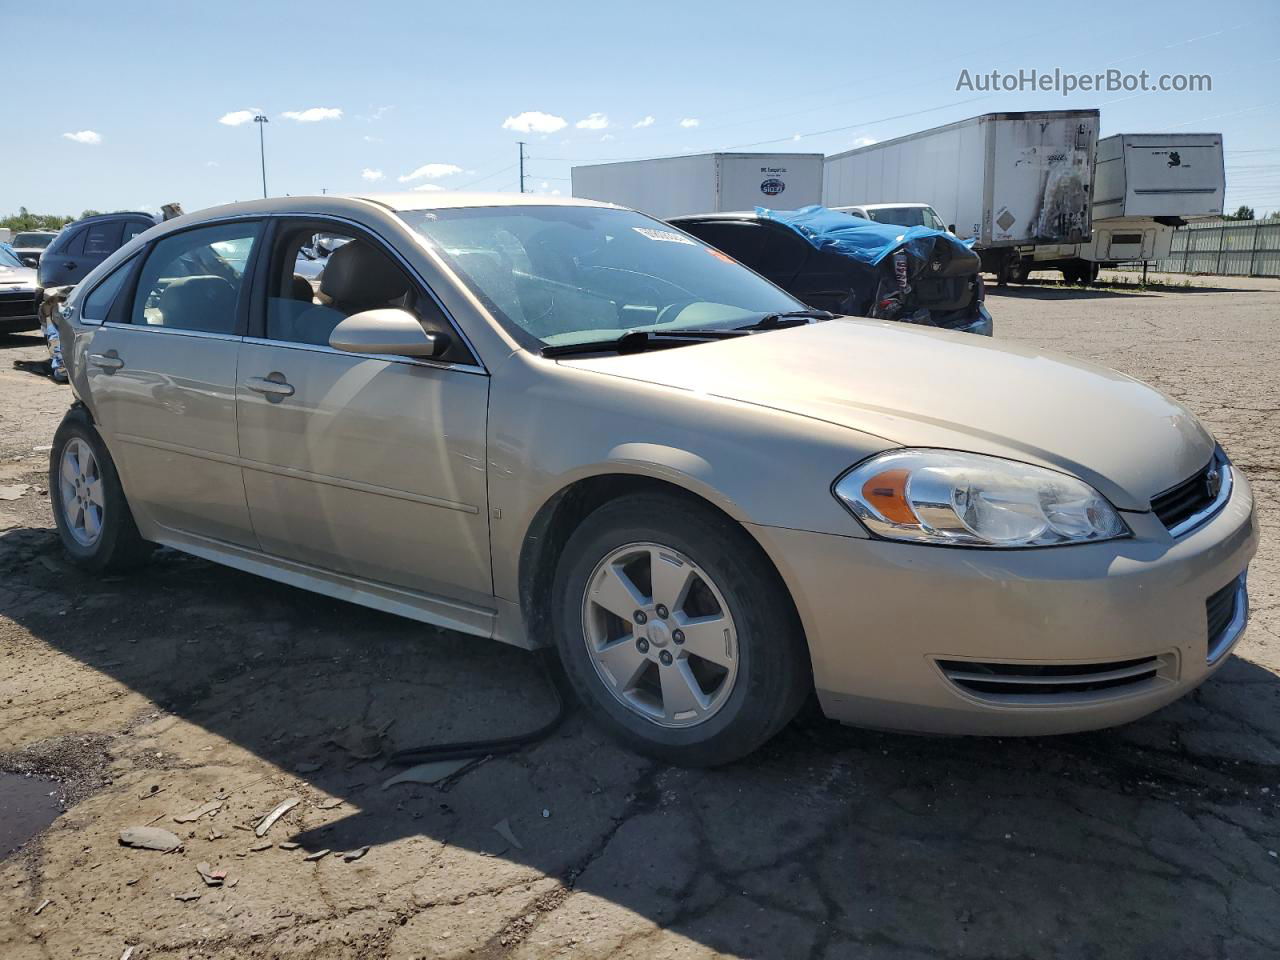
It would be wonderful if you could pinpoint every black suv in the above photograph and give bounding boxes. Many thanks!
[37,212,157,288]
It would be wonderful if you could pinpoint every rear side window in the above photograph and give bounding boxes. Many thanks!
[84,221,125,256]
[56,228,87,257]
[123,220,152,243]
[81,257,136,322]
[129,222,260,334]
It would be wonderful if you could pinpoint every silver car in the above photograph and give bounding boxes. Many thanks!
[49,194,1257,765]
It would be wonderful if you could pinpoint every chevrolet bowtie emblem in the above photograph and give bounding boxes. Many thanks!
[1205,468,1222,499]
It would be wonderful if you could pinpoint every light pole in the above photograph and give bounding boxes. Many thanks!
[254,114,269,198]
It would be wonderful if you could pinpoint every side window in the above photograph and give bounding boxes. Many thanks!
[80,257,136,322]
[123,220,151,244]
[61,228,87,257]
[84,221,124,257]
[683,221,769,271]
[264,224,453,354]
[129,222,260,334]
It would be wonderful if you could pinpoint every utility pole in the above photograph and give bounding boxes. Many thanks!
[254,114,269,198]
[518,141,526,193]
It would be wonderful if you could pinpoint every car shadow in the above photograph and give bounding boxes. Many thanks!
[3,523,1278,956]
[985,278,1265,300]
[0,333,43,349]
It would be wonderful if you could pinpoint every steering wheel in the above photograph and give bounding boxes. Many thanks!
[654,298,703,326]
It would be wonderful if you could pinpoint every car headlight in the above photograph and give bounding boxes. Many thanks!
[834,449,1128,547]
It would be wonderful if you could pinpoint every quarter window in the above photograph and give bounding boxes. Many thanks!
[129,223,260,334]
[81,257,136,322]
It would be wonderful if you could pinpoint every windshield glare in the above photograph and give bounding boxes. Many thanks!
[399,206,803,348]
[0,246,25,268]
[866,207,929,228]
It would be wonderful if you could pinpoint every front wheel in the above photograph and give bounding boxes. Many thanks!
[552,493,810,766]
[49,408,153,572]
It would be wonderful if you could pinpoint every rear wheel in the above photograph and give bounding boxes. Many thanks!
[552,493,810,766]
[49,408,153,572]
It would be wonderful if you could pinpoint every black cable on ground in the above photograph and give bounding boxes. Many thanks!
[386,650,576,766]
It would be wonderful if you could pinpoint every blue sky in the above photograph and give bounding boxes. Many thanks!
[4,0,1279,216]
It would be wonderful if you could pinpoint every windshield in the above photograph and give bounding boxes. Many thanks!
[0,245,25,268]
[399,205,803,349]
[13,232,55,250]
[865,207,930,228]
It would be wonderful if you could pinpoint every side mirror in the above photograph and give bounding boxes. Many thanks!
[329,308,450,358]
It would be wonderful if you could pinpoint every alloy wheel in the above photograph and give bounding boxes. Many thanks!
[59,438,105,547]
[581,542,739,728]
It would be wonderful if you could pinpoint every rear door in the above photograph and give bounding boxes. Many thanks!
[38,227,86,286]
[83,220,262,547]
[235,218,494,611]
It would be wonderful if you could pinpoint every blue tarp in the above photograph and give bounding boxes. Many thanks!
[755,204,969,267]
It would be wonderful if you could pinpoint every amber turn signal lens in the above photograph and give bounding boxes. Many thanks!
[861,468,917,525]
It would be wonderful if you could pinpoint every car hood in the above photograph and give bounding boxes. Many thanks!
[0,263,37,287]
[560,319,1215,510]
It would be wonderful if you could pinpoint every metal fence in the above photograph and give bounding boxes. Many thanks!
[1123,219,1280,277]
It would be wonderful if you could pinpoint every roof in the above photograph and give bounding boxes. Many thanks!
[67,211,157,225]
[356,191,618,212]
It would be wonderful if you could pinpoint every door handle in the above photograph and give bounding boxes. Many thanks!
[64,262,78,271]
[88,352,124,372]
[245,375,295,400]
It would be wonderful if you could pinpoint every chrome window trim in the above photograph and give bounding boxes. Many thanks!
[241,335,487,376]
[101,321,242,343]
[260,212,489,374]
[1207,574,1248,666]
[1166,453,1233,539]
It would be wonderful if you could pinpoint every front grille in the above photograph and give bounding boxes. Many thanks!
[0,291,38,320]
[1151,454,1224,533]
[938,655,1163,701]
[1206,576,1245,663]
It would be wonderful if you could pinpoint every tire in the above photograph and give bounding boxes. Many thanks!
[551,493,810,766]
[49,407,153,572]
[1008,259,1032,284]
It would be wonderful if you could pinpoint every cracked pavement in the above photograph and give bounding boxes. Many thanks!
[0,273,1277,959]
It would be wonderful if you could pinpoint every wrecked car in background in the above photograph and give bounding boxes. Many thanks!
[670,205,991,336]
[0,242,41,334]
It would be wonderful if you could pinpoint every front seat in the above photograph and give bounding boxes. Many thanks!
[157,275,237,332]
[289,241,410,346]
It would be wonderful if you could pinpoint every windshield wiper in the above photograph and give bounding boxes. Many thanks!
[541,328,748,358]
[735,309,835,330]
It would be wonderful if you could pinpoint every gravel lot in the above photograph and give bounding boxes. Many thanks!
[0,275,1277,960]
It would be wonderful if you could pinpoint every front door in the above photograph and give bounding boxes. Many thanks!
[235,220,493,606]
[84,220,262,547]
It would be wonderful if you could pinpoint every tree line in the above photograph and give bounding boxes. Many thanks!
[2,207,106,231]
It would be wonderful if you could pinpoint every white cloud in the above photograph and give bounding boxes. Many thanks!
[206,160,219,167]
[575,112,609,130]
[362,134,383,143]
[62,130,102,144]
[361,168,385,182]
[369,104,393,121]
[600,133,615,141]
[218,109,259,126]
[412,183,446,192]
[551,188,562,196]
[853,136,878,147]
[792,133,802,141]
[502,111,567,134]
[398,162,462,183]
[679,118,700,128]
[633,116,655,128]
[540,181,550,190]
[281,106,343,122]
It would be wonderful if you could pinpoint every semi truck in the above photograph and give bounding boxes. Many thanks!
[1021,133,1225,282]
[822,110,1100,283]
[571,153,824,220]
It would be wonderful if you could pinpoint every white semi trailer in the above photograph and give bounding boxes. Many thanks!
[823,110,1099,283]
[1023,133,1225,282]
[571,153,824,220]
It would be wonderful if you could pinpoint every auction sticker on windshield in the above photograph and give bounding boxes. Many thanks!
[632,227,695,244]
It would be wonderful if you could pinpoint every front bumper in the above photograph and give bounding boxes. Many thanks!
[749,467,1258,736]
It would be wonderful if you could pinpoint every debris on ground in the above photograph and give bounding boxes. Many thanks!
[173,891,201,903]
[196,862,226,887]
[328,725,385,760]
[0,484,28,501]
[33,899,51,915]
[173,799,223,823]
[318,798,344,810]
[380,759,470,790]
[304,849,330,862]
[279,841,300,850]
[249,840,273,852]
[342,846,369,862]
[118,826,182,852]
[120,947,136,960]
[254,797,300,837]
[493,818,523,850]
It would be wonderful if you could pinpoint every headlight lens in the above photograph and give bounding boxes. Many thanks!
[834,449,1128,547]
